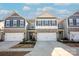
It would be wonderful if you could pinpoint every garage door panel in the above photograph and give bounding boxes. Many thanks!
[70,32,79,41]
[37,33,56,41]
[5,33,24,41]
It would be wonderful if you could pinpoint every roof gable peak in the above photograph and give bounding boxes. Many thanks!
[37,11,56,18]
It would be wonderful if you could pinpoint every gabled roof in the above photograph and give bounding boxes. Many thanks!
[37,11,57,19]
[10,12,20,16]
[5,11,26,20]
[73,11,79,16]
[69,11,79,18]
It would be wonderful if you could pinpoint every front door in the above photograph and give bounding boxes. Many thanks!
[58,31,63,40]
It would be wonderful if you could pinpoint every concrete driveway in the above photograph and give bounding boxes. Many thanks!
[25,41,76,56]
[0,41,33,51]
[0,41,20,50]
[0,41,77,56]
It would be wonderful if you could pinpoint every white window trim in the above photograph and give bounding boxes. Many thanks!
[20,20,24,27]
[69,19,73,26]
[6,20,10,27]
[13,20,17,27]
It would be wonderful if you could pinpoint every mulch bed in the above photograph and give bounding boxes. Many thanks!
[65,43,79,47]
[12,44,35,48]
[0,51,30,56]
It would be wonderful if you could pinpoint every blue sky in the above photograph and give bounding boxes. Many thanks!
[0,3,79,20]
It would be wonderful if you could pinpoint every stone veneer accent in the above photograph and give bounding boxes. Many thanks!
[68,28,79,32]
[4,28,25,33]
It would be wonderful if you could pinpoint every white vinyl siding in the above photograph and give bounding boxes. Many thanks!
[6,20,10,27]
[13,20,17,27]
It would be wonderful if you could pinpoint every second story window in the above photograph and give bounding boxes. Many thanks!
[20,20,24,27]
[36,21,41,26]
[6,20,10,27]
[69,19,73,26]
[36,20,57,26]
[52,20,57,26]
[76,18,79,26]
[13,20,17,27]
[45,20,48,26]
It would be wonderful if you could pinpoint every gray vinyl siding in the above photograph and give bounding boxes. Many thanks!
[68,16,79,27]
[5,16,25,28]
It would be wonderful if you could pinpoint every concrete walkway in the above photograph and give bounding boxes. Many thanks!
[25,41,76,56]
[0,41,77,56]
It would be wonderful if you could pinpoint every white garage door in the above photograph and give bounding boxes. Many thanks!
[5,33,24,41]
[70,32,79,41]
[37,33,57,41]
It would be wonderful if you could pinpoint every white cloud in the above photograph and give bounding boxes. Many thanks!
[42,7,54,11]
[0,10,13,20]
[57,10,69,14]
[23,6,31,11]
[36,7,54,15]
[37,7,54,12]
[35,11,42,16]
[0,10,10,14]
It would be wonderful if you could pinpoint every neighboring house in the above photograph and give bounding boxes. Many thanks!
[35,12,58,41]
[0,20,4,30]
[0,20,4,41]
[4,11,27,41]
[64,12,79,41]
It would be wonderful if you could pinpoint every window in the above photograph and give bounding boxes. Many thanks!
[73,19,76,25]
[36,20,57,26]
[76,18,79,26]
[20,20,24,27]
[52,20,56,26]
[6,20,10,27]
[45,20,48,26]
[49,20,52,26]
[69,19,73,26]
[13,20,17,27]
[36,21,41,26]
[36,21,38,26]
[42,20,45,26]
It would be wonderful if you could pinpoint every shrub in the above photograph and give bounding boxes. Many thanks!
[20,40,36,44]
[62,37,69,40]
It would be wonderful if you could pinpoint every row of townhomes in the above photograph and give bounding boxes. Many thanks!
[0,11,79,42]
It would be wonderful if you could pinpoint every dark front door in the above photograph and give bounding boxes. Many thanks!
[59,31,63,40]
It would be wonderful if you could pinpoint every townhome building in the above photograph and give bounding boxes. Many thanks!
[64,12,79,41]
[4,11,27,41]
[35,12,59,41]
